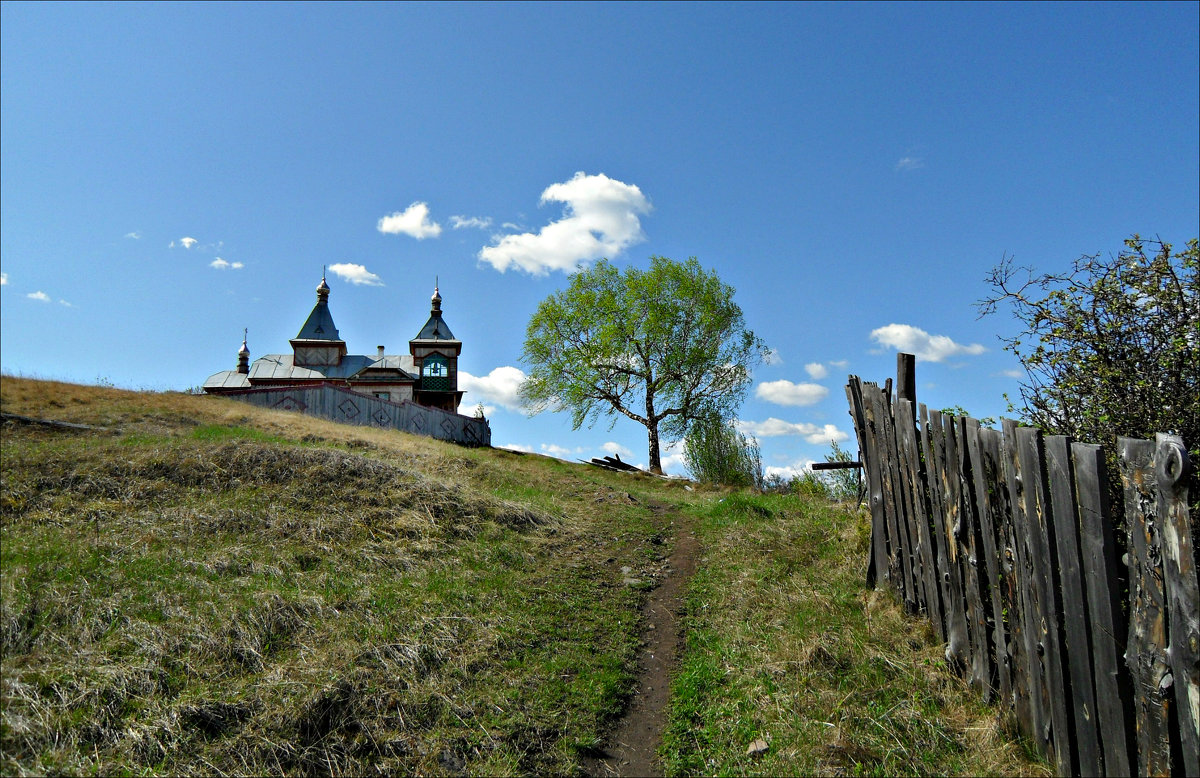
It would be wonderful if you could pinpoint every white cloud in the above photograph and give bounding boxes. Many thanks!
[602,441,635,460]
[997,368,1024,378]
[377,202,442,239]
[209,258,245,270]
[737,418,849,444]
[124,231,141,240]
[763,348,783,366]
[541,443,586,459]
[58,299,73,307]
[829,360,848,369]
[179,236,198,249]
[328,262,382,286]
[765,459,819,481]
[450,215,493,230]
[804,362,828,379]
[478,172,651,276]
[26,291,50,302]
[499,443,535,453]
[1,272,7,286]
[869,323,986,362]
[755,379,829,407]
[660,439,687,474]
[458,366,527,413]
[895,156,924,172]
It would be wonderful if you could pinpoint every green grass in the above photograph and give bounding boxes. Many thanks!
[660,491,1051,777]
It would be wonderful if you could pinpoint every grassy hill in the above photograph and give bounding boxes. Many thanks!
[0,377,1050,776]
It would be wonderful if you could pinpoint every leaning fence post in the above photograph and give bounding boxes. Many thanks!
[1155,434,1198,778]
[1120,436,1173,777]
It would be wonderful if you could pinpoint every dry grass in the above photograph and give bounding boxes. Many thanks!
[1,376,675,776]
[2,376,1049,776]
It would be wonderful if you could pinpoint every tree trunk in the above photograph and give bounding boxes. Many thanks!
[647,422,662,474]
[646,382,663,474]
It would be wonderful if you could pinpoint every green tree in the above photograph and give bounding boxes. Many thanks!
[683,413,763,489]
[819,440,861,502]
[521,256,768,474]
[978,235,1199,467]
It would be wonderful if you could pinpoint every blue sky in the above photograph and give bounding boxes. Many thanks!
[2,1,1197,477]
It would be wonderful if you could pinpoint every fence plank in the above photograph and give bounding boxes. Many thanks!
[1002,419,1044,745]
[847,378,887,589]
[929,409,970,669]
[885,395,927,612]
[898,399,940,625]
[883,391,925,611]
[864,384,903,594]
[869,384,915,609]
[921,404,954,644]
[1045,435,1103,777]
[1120,436,1172,777]
[972,424,1012,704]
[845,365,1195,776]
[1017,425,1075,776]
[948,414,993,698]
[1155,434,1198,778]
[1072,442,1135,777]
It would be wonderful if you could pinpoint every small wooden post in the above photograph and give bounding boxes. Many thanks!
[896,352,916,423]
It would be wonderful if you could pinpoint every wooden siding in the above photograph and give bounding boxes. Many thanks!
[219,382,489,447]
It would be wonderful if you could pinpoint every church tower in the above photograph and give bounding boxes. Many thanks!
[290,272,348,367]
[409,282,464,412]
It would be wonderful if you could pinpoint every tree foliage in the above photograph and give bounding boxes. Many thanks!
[978,235,1199,462]
[683,414,763,489]
[521,256,768,473]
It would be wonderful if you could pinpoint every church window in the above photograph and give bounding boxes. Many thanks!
[422,354,450,390]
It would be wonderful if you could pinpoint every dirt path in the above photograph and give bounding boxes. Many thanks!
[583,505,700,777]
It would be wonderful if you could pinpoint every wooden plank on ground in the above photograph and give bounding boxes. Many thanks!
[1120,435,1172,777]
[1155,434,1199,778]
[1045,435,1102,777]
[1072,441,1135,777]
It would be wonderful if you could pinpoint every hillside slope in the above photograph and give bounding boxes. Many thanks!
[0,378,1049,776]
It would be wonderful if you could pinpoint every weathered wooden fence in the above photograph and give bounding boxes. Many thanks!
[219,383,491,447]
[845,355,1198,778]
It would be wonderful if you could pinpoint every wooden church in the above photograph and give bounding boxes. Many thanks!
[203,275,488,446]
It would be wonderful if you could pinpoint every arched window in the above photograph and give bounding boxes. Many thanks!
[421,354,450,390]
